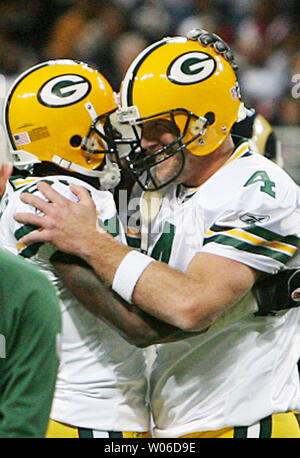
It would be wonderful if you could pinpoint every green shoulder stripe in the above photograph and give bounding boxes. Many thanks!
[21,179,54,195]
[15,224,43,259]
[244,225,299,247]
[209,224,299,248]
[19,242,43,259]
[15,224,40,240]
[203,234,290,263]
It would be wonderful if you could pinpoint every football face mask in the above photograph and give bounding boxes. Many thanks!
[116,30,245,191]
[118,112,204,191]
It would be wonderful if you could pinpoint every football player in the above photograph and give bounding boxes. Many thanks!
[125,108,284,250]
[0,60,151,438]
[15,32,300,438]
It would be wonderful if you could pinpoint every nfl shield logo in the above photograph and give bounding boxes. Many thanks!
[14,131,31,146]
[231,86,238,100]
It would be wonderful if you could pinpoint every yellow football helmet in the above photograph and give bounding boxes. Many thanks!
[4,59,121,189]
[117,29,246,190]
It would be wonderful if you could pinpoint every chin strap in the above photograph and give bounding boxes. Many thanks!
[100,155,122,190]
[52,154,121,190]
[10,149,41,169]
[11,146,121,190]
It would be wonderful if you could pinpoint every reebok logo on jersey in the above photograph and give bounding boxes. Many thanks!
[167,52,216,85]
[240,213,270,224]
[38,74,91,107]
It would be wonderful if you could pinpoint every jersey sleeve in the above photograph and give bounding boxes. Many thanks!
[0,176,127,260]
[0,179,58,261]
[0,180,14,220]
[200,175,300,274]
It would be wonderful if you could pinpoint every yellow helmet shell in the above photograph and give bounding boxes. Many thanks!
[120,36,243,156]
[5,59,117,171]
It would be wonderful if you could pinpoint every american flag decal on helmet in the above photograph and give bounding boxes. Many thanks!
[14,131,31,146]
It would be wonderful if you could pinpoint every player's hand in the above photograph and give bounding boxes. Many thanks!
[14,181,98,256]
[0,163,13,198]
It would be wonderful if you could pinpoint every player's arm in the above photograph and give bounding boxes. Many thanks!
[50,251,207,346]
[11,181,205,344]
[16,182,259,332]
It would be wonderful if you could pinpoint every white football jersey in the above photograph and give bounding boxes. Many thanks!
[0,174,149,431]
[0,179,14,219]
[140,141,300,437]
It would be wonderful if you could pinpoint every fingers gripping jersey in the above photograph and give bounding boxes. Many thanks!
[0,175,124,278]
[142,141,300,437]
[0,175,149,432]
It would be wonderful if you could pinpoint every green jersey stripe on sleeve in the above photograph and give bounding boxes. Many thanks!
[243,226,299,247]
[19,243,44,259]
[208,224,299,248]
[15,224,43,259]
[15,224,40,241]
[203,234,291,264]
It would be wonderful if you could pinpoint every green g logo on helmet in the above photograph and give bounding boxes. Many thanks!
[167,52,216,85]
[38,74,91,107]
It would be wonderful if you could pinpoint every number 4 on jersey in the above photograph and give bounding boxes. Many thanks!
[150,222,175,263]
[244,171,276,198]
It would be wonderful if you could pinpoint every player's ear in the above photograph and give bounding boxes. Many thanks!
[0,163,13,198]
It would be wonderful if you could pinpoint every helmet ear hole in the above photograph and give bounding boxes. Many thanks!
[70,135,82,147]
[205,112,215,126]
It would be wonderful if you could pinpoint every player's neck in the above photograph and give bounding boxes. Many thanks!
[182,135,235,188]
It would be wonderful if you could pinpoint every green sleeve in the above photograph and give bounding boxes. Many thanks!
[0,250,61,438]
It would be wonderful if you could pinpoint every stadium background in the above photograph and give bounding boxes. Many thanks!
[0,0,299,179]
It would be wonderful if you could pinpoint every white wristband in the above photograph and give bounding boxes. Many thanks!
[112,250,154,303]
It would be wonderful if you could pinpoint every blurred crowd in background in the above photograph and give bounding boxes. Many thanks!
[0,0,300,127]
